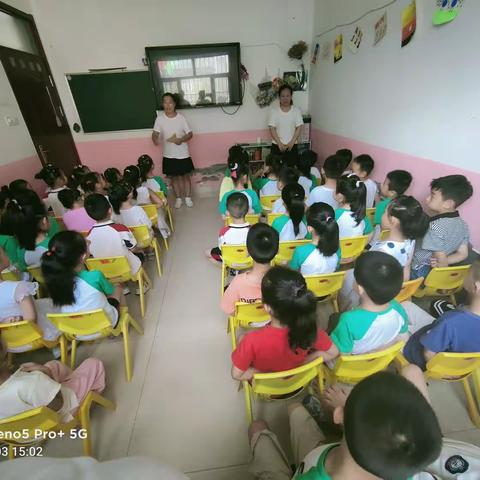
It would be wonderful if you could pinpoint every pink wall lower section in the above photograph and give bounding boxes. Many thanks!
[311,127,480,249]
[0,154,45,196]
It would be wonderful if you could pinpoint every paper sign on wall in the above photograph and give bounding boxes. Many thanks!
[374,12,387,45]
[433,0,464,25]
[401,0,416,47]
[322,42,331,61]
[349,27,363,53]
[334,34,343,63]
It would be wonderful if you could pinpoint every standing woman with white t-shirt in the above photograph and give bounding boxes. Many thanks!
[268,85,304,166]
[151,93,194,209]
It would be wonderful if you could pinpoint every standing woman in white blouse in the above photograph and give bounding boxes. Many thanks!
[151,93,194,209]
[268,85,304,166]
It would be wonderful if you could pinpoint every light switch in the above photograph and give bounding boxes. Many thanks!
[4,116,20,126]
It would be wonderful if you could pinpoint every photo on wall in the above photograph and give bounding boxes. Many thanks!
[374,12,387,45]
[334,34,343,63]
[401,0,416,47]
[283,71,306,91]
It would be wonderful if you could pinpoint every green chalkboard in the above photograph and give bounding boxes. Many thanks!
[67,70,157,133]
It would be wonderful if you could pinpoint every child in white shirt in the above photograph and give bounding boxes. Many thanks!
[252,153,282,197]
[296,153,316,195]
[351,154,378,209]
[271,166,299,214]
[34,164,68,216]
[307,154,344,210]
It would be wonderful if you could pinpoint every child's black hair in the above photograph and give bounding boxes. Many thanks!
[246,223,279,264]
[109,182,133,215]
[84,193,111,221]
[336,149,353,170]
[278,166,299,187]
[58,188,82,210]
[282,183,305,236]
[81,172,102,195]
[306,202,339,257]
[262,266,317,351]
[226,192,249,219]
[123,165,142,189]
[229,161,249,188]
[354,251,403,305]
[35,164,64,188]
[387,195,429,240]
[300,149,318,168]
[323,155,345,180]
[336,174,367,225]
[104,167,122,187]
[41,231,88,306]
[430,174,473,208]
[353,154,375,176]
[137,154,154,183]
[68,165,90,189]
[264,153,283,177]
[296,153,312,178]
[344,372,442,479]
[0,189,9,211]
[2,179,30,198]
[386,170,412,196]
[228,145,249,167]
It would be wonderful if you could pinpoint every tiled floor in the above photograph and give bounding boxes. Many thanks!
[36,196,479,478]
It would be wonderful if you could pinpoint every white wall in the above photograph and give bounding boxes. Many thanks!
[309,0,480,173]
[31,0,314,141]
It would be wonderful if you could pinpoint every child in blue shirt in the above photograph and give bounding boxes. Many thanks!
[272,183,308,241]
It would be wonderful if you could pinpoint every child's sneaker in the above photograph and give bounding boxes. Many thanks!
[185,197,194,208]
[123,286,131,295]
[174,197,183,209]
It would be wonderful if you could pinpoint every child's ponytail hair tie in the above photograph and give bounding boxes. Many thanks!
[356,180,361,188]
[230,162,239,179]
[325,216,332,223]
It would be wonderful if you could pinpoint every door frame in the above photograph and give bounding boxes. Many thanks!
[0,1,80,166]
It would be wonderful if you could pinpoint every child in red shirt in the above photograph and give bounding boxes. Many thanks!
[231,266,338,381]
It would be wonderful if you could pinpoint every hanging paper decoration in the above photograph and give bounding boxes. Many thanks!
[334,34,343,63]
[321,41,331,61]
[374,12,387,45]
[433,0,464,25]
[349,27,363,53]
[311,43,320,64]
[401,0,416,47]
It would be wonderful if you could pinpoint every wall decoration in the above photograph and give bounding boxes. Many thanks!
[334,34,343,63]
[321,41,331,61]
[374,12,388,45]
[287,40,308,90]
[311,43,320,64]
[283,71,306,91]
[349,27,363,53]
[401,0,416,47]
[433,0,464,25]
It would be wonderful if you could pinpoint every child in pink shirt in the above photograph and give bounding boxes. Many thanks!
[58,189,96,233]
[221,223,279,315]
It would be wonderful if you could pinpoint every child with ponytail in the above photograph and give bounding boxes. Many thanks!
[290,202,340,275]
[103,167,122,190]
[137,154,168,196]
[252,153,282,197]
[271,183,308,241]
[35,164,68,216]
[81,172,107,197]
[231,266,338,381]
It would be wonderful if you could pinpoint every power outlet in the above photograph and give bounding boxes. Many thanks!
[4,116,20,127]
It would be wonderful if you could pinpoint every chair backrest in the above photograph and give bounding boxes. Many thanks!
[426,352,480,379]
[225,214,260,226]
[340,235,368,263]
[129,225,152,247]
[260,195,280,211]
[275,240,310,264]
[252,356,324,396]
[141,204,158,222]
[304,271,346,298]
[0,321,44,352]
[47,309,112,337]
[366,208,375,225]
[85,256,131,282]
[234,301,269,329]
[221,244,253,269]
[0,269,21,281]
[267,212,283,226]
[395,277,424,303]
[331,341,404,384]
[424,265,471,293]
[380,229,390,241]
[27,265,45,285]
[153,191,167,202]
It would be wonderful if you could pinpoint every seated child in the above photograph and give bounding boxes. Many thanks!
[334,174,373,238]
[103,167,123,190]
[35,164,68,216]
[301,149,321,179]
[68,165,90,192]
[208,192,250,263]
[137,154,168,196]
[272,183,308,241]
[336,148,353,173]
[371,195,429,280]
[231,266,338,380]
[331,251,408,355]
[81,171,108,197]
[404,258,480,370]
[0,191,23,270]
[296,152,316,195]
[306,154,344,209]
[219,145,250,201]
[271,166,299,214]
[221,223,279,315]
[85,193,142,275]
[252,153,282,197]
[58,188,96,233]
[219,161,261,216]
[0,336,106,424]
[411,175,473,280]
[351,154,377,208]
[374,169,412,225]
[290,202,340,275]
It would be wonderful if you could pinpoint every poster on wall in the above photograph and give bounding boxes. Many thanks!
[334,34,343,63]
[321,41,331,61]
[349,27,363,53]
[401,0,416,47]
[433,0,464,25]
[311,43,320,64]
[374,12,387,45]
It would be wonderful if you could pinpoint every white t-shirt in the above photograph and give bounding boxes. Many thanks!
[306,186,338,209]
[298,176,313,195]
[44,187,68,217]
[271,198,287,214]
[153,112,192,159]
[371,239,416,268]
[364,178,378,209]
[268,105,303,145]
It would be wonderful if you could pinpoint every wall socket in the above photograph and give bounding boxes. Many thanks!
[4,116,20,127]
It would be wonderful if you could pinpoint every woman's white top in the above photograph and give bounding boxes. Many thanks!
[153,112,192,159]
[268,105,303,145]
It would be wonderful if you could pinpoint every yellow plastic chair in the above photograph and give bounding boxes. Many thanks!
[129,225,162,276]
[228,301,270,351]
[274,240,310,265]
[395,277,424,303]
[48,307,143,382]
[220,244,253,296]
[0,390,115,458]
[267,212,283,226]
[153,190,174,233]
[243,357,325,424]
[366,208,375,225]
[414,265,471,305]
[304,271,346,313]
[380,229,390,241]
[85,256,152,318]
[141,204,168,251]
[225,213,260,226]
[339,235,368,265]
[0,269,21,281]
[325,341,405,385]
[260,195,280,212]
[26,265,46,298]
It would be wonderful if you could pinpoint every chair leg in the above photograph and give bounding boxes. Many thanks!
[243,381,253,425]
[7,352,13,369]
[78,404,92,456]
[221,266,226,297]
[60,335,68,365]
[229,318,237,351]
[167,207,174,232]
[70,339,78,369]
[138,277,145,318]
[121,320,133,382]
[90,391,116,411]
[332,296,339,314]
[450,293,457,306]
[163,236,169,251]
[128,313,144,335]
[462,376,480,428]
[153,240,162,276]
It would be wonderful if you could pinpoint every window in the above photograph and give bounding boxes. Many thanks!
[0,12,38,54]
